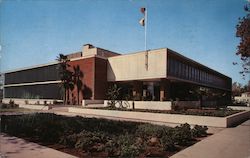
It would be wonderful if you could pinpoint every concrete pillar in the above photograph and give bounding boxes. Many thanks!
[160,79,170,101]
[132,81,142,100]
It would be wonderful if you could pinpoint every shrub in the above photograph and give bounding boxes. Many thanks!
[0,102,18,109]
[1,113,207,157]
[135,124,170,139]
[172,123,192,146]
[120,143,141,157]
[9,99,15,105]
[105,139,118,156]
[74,130,108,152]
[36,120,63,143]
[105,134,145,157]
[191,125,208,138]
[24,100,29,104]
[1,103,7,109]
[91,119,138,135]
[60,134,78,148]
[160,134,176,151]
[53,100,58,105]
[1,113,63,142]
[2,114,35,136]
[117,134,143,157]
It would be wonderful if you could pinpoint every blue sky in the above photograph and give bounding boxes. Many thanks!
[0,0,249,85]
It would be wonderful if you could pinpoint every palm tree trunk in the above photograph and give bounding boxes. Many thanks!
[77,88,79,105]
[67,89,70,104]
[64,87,66,105]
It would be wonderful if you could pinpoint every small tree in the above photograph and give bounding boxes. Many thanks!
[235,4,250,78]
[232,82,242,97]
[244,80,250,92]
[107,84,121,109]
[73,65,83,105]
[189,87,213,108]
[232,81,250,97]
[56,54,74,104]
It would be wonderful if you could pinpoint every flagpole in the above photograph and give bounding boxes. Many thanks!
[145,9,147,51]
[145,8,148,70]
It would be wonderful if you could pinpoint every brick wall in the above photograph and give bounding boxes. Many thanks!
[68,57,95,104]
[94,57,108,100]
[68,57,108,104]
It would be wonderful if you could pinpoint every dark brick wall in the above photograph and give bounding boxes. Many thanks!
[94,58,108,100]
[68,57,95,104]
[68,57,108,104]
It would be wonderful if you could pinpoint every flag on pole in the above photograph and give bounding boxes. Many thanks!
[139,7,148,70]
[139,18,145,26]
[139,7,146,26]
[140,7,146,15]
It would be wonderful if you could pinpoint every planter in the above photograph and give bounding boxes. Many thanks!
[68,107,250,127]
[104,100,172,110]
[82,100,104,106]
[227,106,250,111]
[19,104,52,110]
[2,98,62,105]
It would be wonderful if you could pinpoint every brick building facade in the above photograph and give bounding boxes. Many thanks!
[3,44,232,106]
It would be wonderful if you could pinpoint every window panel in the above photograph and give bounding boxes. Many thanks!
[5,64,60,85]
[4,83,62,99]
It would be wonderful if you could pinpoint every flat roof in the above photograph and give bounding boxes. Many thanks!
[109,47,231,80]
[167,48,231,79]
[108,48,167,59]
[3,45,231,81]
[3,61,59,74]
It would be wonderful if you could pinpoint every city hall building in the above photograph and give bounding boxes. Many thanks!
[3,44,232,106]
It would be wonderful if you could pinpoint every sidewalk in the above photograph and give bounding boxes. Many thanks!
[171,119,250,158]
[0,134,77,158]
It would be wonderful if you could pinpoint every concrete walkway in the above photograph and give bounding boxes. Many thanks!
[0,134,77,158]
[171,119,250,158]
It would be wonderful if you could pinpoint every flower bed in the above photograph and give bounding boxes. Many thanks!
[69,107,249,127]
[88,106,242,117]
[1,113,208,158]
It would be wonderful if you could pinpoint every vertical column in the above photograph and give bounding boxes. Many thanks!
[160,79,170,101]
[132,81,142,100]
[2,74,5,99]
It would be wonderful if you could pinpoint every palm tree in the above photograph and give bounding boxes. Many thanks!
[65,70,74,104]
[73,65,83,105]
[56,54,74,104]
